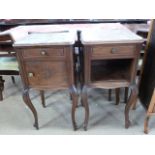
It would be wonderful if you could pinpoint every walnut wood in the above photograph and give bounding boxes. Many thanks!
[81,85,89,131]
[81,24,143,130]
[22,47,65,59]
[81,43,142,130]
[125,84,138,128]
[40,90,45,108]
[124,87,129,103]
[108,87,128,105]
[23,88,39,129]
[24,60,68,89]
[14,32,78,130]
[115,88,120,105]
[1,23,144,130]
[92,45,136,59]
[70,85,78,130]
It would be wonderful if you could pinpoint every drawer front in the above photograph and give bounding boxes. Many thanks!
[91,45,136,59]
[22,48,65,59]
[24,61,68,88]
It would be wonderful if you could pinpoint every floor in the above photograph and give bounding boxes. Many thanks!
[0,76,155,135]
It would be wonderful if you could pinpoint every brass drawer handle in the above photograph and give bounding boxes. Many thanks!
[28,72,34,78]
[111,48,118,54]
[40,50,47,56]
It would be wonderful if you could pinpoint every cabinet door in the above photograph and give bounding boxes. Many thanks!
[24,60,68,89]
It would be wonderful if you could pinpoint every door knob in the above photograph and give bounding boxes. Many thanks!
[41,50,47,55]
[28,72,34,77]
[111,48,118,54]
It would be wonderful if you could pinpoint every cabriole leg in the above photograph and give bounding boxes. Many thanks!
[40,90,46,108]
[23,88,39,129]
[70,85,78,130]
[125,84,138,128]
[124,87,129,103]
[81,85,89,131]
[115,88,120,105]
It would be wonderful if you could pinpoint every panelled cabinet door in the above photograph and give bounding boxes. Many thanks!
[24,61,68,88]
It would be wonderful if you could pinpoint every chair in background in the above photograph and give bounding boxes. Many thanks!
[0,33,46,108]
[0,33,19,101]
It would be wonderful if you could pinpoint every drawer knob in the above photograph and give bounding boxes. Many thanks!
[41,50,47,55]
[111,48,118,54]
[28,72,34,77]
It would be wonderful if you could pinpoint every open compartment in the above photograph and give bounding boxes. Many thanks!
[91,59,133,82]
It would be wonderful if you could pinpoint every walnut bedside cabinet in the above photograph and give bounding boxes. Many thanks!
[80,24,144,130]
[14,32,78,130]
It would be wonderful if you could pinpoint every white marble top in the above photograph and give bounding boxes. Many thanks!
[81,24,144,44]
[14,31,76,47]
[0,23,144,46]
[0,23,131,42]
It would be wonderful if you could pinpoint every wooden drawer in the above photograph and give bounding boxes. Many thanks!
[91,45,136,59]
[24,60,68,88]
[22,47,65,59]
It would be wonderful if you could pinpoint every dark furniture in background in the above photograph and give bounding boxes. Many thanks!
[139,20,155,133]
[0,19,148,31]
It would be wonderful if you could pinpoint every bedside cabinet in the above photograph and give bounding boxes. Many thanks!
[81,25,144,130]
[14,32,78,130]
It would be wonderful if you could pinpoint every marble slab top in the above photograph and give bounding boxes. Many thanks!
[0,23,131,41]
[81,26,144,44]
[14,31,76,47]
[1,23,145,46]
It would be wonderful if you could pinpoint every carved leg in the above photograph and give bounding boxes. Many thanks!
[0,76,5,101]
[124,87,129,103]
[125,84,138,129]
[115,88,120,105]
[23,88,39,129]
[40,90,46,108]
[70,86,78,130]
[144,115,150,134]
[11,76,16,84]
[108,89,112,101]
[81,85,89,131]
